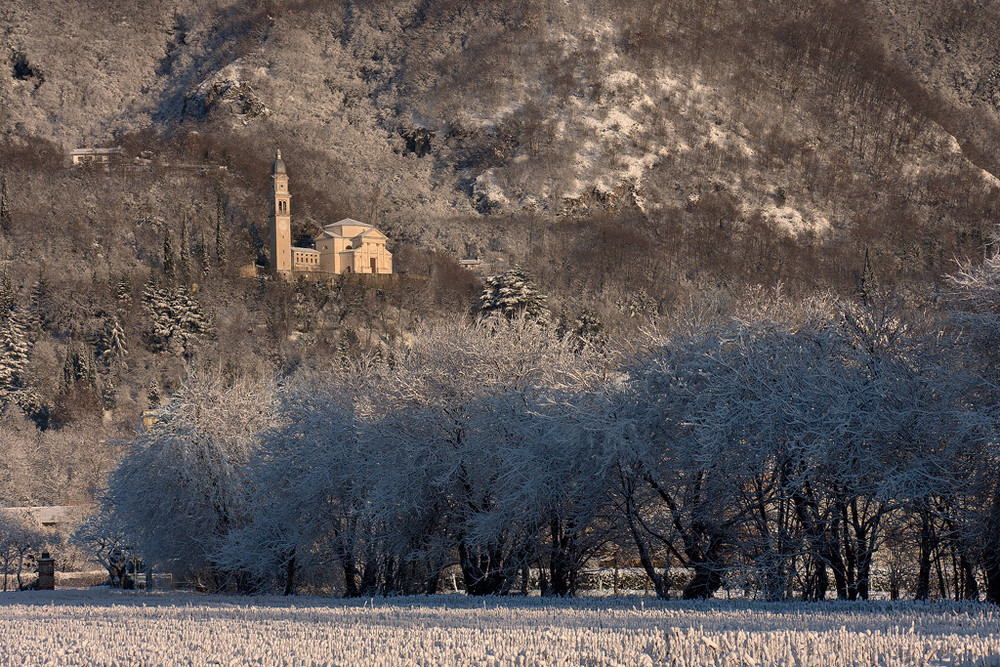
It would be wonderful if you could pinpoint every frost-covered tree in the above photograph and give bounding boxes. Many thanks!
[114,273,132,302]
[372,317,583,595]
[72,509,137,588]
[482,384,616,596]
[0,405,37,505]
[62,342,97,389]
[0,310,31,411]
[216,367,380,596]
[97,316,128,369]
[479,267,550,323]
[944,254,1000,605]
[0,511,45,591]
[613,294,991,602]
[103,370,276,589]
[142,281,213,356]
[613,325,752,600]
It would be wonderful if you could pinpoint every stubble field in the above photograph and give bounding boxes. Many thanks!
[0,590,998,666]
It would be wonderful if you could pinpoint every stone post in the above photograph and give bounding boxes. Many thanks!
[36,551,55,590]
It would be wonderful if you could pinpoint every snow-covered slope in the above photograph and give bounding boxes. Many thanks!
[3,0,999,244]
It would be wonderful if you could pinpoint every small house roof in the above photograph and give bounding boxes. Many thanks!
[69,147,122,156]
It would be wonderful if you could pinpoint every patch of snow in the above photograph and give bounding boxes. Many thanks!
[605,69,641,91]
[766,205,830,238]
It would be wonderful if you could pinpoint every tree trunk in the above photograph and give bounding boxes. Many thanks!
[916,509,933,600]
[341,551,360,598]
[680,521,726,600]
[960,553,979,600]
[548,518,577,597]
[984,482,1000,605]
[283,552,296,596]
[682,560,724,599]
[985,557,1000,605]
[623,508,671,599]
[459,541,512,596]
[425,567,441,596]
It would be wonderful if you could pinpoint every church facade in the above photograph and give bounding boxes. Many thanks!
[270,150,393,280]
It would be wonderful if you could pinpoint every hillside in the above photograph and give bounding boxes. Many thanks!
[2,0,1000,505]
[4,1,1000,247]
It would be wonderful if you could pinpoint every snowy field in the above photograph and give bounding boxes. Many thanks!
[1,590,999,666]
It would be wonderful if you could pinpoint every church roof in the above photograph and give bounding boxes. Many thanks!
[325,218,370,229]
[272,149,286,175]
[316,218,375,239]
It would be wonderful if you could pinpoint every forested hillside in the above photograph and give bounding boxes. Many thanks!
[2,0,1000,600]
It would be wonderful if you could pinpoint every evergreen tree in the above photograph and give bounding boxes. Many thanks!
[170,286,213,352]
[857,247,879,305]
[142,280,174,353]
[479,267,550,323]
[215,189,227,270]
[0,174,10,234]
[0,311,30,409]
[163,228,176,282]
[114,272,132,303]
[98,317,128,369]
[0,271,14,315]
[179,211,190,282]
[199,232,211,276]
[62,342,97,389]
[142,280,213,356]
[28,273,51,333]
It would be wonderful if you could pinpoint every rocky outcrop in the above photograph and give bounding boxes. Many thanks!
[184,63,269,124]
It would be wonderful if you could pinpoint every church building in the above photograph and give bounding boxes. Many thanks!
[270,150,393,279]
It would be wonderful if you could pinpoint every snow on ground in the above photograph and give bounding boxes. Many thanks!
[1,590,998,666]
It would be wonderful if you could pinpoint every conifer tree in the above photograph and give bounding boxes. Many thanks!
[142,279,173,352]
[163,228,176,282]
[28,273,51,334]
[0,174,10,234]
[200,232,211,276]
[142,280,213,356]
[0,311,30,409]
[170,285,213,352]
[215,190,227,270]
[480,267,550,323]
[0,271,14,315]
[179,211,190,282]
[114,273,132,303]
[98,317,128,369]
[62,342,97,389]
[858,247,879,305]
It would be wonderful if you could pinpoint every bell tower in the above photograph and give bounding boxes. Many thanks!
[270,149,292,278]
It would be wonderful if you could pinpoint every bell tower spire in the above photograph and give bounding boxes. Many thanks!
[270,149,292,278]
